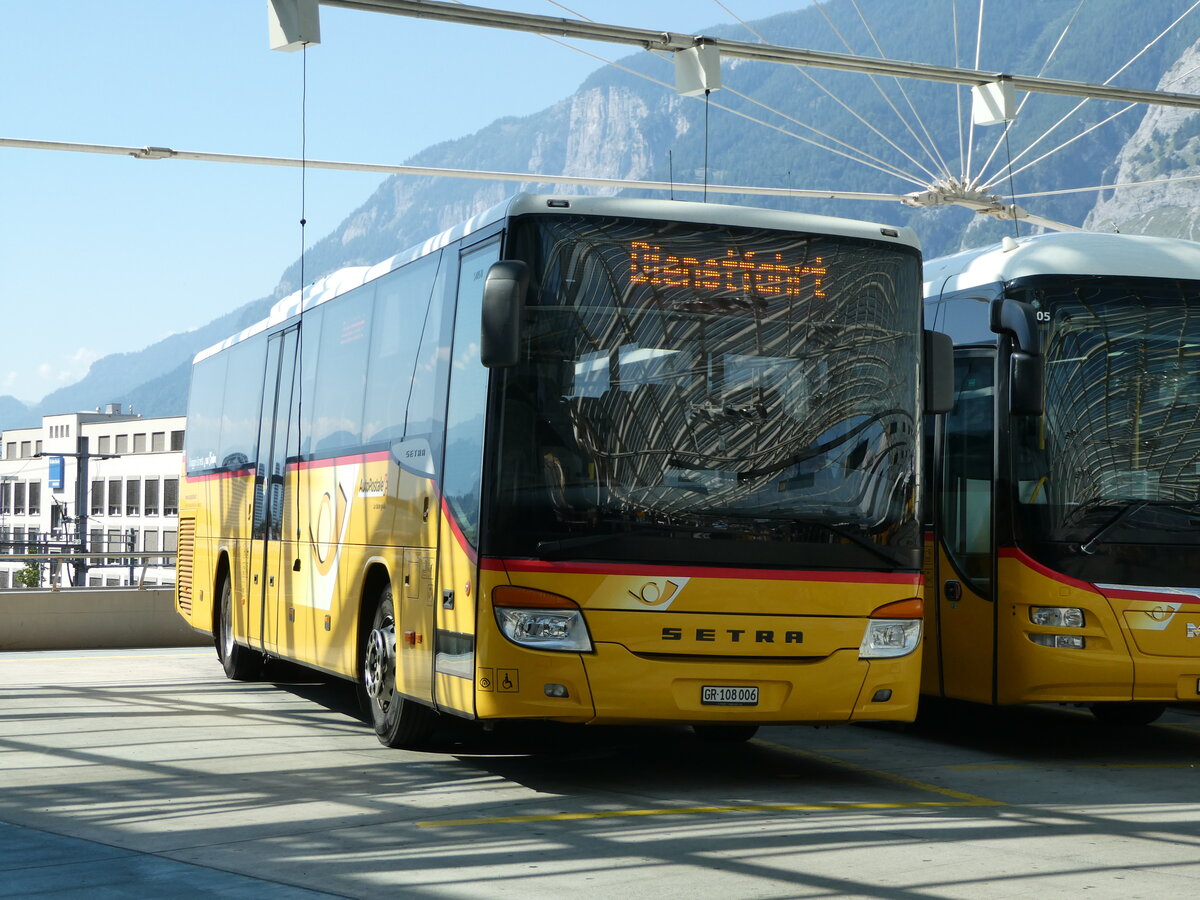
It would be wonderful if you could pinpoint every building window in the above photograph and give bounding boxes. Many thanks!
[163,529,177,566]
[28,482,40,516]
[164,479,179,516]
[90,481,104,515]
[108,479,121,516]
[88,576,102,587]
[126,528,139,565]
[170,431,184,451]
[144,529,159,562]
[20,441,31,458]
[0,482,9,515]
[126,480,140,516]
[0,570,8,589]
[106,528,122,565]
[5,442,14,459]
[14,483,25,516]
[152,432,166,452]
[89,528,102,555]
[115,435,129,455]
[144,479,159,516]
[13,527,24,554]
[0,527,8,553]
[133,434,147,453]
[27,528,38,553]
[98,436,111,454]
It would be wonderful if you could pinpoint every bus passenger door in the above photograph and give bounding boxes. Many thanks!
[247,326,300,655]
[933,350,997,703]
[434,237,500,716]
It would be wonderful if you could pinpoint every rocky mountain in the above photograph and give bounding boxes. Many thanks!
[1085,39,1200,237]
[3,0,1197,430]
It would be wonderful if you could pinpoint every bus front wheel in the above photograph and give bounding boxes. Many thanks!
[1088,702,1166,726]
[216,577,263,681]
[362,586,437,748]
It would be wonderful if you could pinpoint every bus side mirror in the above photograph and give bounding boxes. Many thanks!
[990,297,1040,354]
[923,329,954,414]
[990,297,1045,415]
[1009,350,1044,416]
[480,260,529,368]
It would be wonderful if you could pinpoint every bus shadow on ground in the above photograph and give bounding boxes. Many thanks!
[901,695,1200,763]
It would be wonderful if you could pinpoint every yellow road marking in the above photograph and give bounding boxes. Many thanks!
[418,740,1003,828]
[952,763,1199,770]
[950,765,1033,770]
[762,742,1003,806]
[418,800,984,828]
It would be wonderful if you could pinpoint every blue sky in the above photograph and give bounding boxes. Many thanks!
[1,1,803,405]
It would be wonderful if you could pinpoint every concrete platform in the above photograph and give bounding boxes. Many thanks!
[4,648,1200,898]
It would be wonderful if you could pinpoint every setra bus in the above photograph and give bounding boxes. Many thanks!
[923,231,1200,724]
[175,193,953,746]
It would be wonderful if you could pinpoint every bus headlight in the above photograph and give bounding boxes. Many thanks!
[492,586,593,652]
[860,598,923,659]
[1030,606,1084,628]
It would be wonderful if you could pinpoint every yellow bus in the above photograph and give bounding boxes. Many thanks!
[176,194,951,746]
[923,231,1200,724]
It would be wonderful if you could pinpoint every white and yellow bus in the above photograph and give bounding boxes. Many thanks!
[923,231,1200,724]
[176,194,951,746]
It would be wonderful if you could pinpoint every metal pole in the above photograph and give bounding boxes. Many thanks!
[74,437,89,587]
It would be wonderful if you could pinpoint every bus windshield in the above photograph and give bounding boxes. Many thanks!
[1012,274,1200,577]
[487,214,922,569]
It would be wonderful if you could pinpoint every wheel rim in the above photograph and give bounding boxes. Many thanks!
[220,587,234,660]
[363,617,397,712]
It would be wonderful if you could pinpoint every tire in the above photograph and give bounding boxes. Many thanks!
[216,576,263,681]
[1089,702,1166,726]
[692,724,759,743]
[361,585,437,748]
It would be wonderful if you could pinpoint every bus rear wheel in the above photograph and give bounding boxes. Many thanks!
[216,576,263,681]
[1089,702,1166,726]
[362,586,437,748]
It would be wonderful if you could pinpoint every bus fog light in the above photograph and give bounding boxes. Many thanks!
[1031,606,1084,628]
[544,683,570,698]
[1030,633,1085,649]
[859,619,921,658]
[495,608,592,652]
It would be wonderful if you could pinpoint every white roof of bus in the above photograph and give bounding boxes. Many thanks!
[194,194,919,364]
[923,231,1200,298]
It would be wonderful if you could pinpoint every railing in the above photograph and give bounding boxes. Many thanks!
[0,552,177,591]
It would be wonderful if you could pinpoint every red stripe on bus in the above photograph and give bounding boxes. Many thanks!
[291,450,390,471]
[441,496,479,565]
[1097,586,1200,606]
[186,450,392,482]
[186,467,254,483]
[998,547,1095,592]
[483,557,921,585]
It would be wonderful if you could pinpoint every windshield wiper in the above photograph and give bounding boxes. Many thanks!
[790,519,907,568]
[1079,501,1148,555]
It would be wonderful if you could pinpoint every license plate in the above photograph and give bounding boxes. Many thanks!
[701,685,759,706]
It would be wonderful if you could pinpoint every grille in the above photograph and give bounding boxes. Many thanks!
[175,517,196,614]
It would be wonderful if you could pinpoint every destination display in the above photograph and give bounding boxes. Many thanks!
[628,239,827,299]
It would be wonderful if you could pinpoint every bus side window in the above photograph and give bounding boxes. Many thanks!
[940,355,994,597]
[308,286,374,454]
